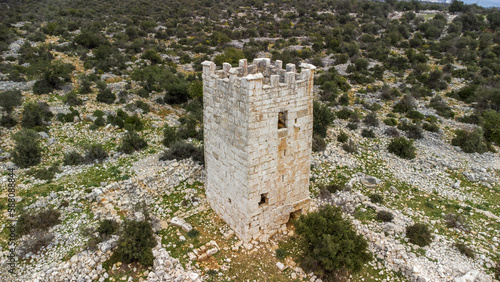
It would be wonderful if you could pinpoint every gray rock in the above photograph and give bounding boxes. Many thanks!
[169,217,192,232]
[47,137,56,146]
[453,270,480,282]
[38,132,49,139]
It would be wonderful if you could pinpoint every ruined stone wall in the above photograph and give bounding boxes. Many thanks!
[202,58,315,242]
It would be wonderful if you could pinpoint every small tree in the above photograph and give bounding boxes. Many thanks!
[313,101,335,138]
[388,137,416,159]
[295,205,372,279]
[84,144,108,163]
[11,129,42,168]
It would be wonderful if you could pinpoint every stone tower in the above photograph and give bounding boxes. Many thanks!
[202,58,315,242]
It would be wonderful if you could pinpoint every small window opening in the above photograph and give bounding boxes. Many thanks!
[228,198,231,203]
[284,149,286,156]
[295,118,298,124]
[282,175,285,182]
[278,111,287,129]
[259,193,268,206]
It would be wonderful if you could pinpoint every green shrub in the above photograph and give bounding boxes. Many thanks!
[495,260,500,280]
[63,91,82,106]
[369,194,383,204]
[361,128,376,138]
[346,122,358,130]
[84,144,108,163]
[275,248,287,260]
[11,129,42,168]
[429,95,455,119]
[406,110,424,122]
[97,220,119,236]
[393,95,416,113]
[422,122,439,133]
[21,102,53,129]
[124,114,143,131]
[187,229,200,238]
[29,163,61,181]
[406,223,432,247]
[163,125,179,147]
[325,183,343,193]
[384,127,400,137]
[342,139,358,153]
[63,151,84,166]
[406,123,423,140]
[93,116,105,127]
[18,230,54,257]
[481,110,500,145]
[363,112,379,127]
[383,118,397,126]
[159,140,204,164]
[110,220,157,266]
[337,131,348,143]
[313,101,335,138]
[96,88,116,104]
[458,113,481,125]
[0,89,22,114]
[119,130,148,154]
[1,115,17,128]
[451,128,488,153]
[388,137,416,159]
[454,242,474,258]
[312,134,327,152]
[16,209,61,236]
[295,205,372,279]
[93,110,105,118]
[336,108,354,120]
[444,213,469,231]
[376,211,393,222]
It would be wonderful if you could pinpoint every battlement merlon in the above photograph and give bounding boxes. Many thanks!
[201,58,316,90]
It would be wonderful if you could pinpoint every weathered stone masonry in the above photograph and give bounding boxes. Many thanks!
[202,58,315,242]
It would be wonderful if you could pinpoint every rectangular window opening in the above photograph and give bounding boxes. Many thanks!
[259,193,268,206]
[282,175,285,182]
[284,149,286,156]
[278,111,287,129]
[228,198,231,203]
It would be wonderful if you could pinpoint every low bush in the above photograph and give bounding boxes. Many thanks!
[361,128,376,138]
[63,91,82,106]
[406,223,432,247]
[342,139,358,153]
[0,115,17,128]
[16,209,61,236]
[124,114,144,131]
[347,122,358,130]
[406,110,424,122]
[337,131,348,143]
[429,95,454,119]
[369,194,383,204]
[63,151,84,166]
[383,118,397,126]
[363,112,379,127]
[295,205,372,279]
[96,88,116,104]
[276,248,287,260]
[384,127,400,137]
[18,230,54,258]
[336,108,354,120]
[313,101,335,138]
[422,122,439,133]
[11,129,42,168]
[451,128,488,153]
[21,102,53,129]
[376,211,393,222]
[29,163,61,181]
[312,134,327,152]
[109,220,157,266]
[388,137,416,159]
[393,95,416,113]
[454,242,474,259]
[187,229,200,238]
[159,141,204,164]
[84,144,108,163]
[406,123,423,140]
[444,213,469,231]
[97,219,119,236]
[119,130,147,154]
[458,113,481,125]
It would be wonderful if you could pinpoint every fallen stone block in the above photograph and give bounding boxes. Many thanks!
[169,217,192,232]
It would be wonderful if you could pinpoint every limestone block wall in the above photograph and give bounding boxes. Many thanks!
[202,58,315,242]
